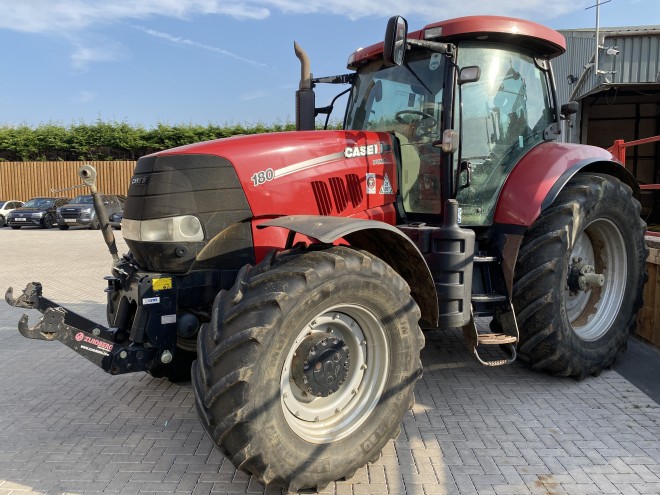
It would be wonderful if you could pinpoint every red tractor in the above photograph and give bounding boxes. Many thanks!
[6,15,647,492]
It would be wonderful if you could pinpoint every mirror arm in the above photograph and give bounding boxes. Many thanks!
[406,39,453,56]
[312,74,355,85]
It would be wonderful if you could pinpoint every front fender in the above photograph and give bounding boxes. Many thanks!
[258,215,439,327]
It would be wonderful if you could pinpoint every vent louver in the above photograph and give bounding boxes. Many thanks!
[311,181,332,215]
[345,174,363,207]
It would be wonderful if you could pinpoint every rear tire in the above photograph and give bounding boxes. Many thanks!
[192,246,423,491]
[512,173,646,378]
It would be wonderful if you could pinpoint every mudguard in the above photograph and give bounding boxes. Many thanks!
[492,141,639,296]
[494,141,638,227]
[258,215,439,327]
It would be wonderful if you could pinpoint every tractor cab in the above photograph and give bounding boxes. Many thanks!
[342,15,564,226]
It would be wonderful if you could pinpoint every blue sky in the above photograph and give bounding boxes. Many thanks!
[0,0,657,129]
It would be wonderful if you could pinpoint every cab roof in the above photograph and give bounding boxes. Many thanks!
[348,16,566,68]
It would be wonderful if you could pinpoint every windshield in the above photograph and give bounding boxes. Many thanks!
[346,50,447,215]
[71,195,93,204]
[24,198,54,208]
[345,51,446,133]
[0,202,5,208]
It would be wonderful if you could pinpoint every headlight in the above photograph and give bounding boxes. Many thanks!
[32,212,44,218]
[122,216,204,242]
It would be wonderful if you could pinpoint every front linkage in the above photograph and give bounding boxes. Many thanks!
[5,164,188,377]
[5,278,162,375]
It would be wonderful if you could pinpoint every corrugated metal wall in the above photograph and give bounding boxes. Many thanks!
[0,161,135,201]
[553,32,596,104]
[554,27,660,105]
[606,33,660,84]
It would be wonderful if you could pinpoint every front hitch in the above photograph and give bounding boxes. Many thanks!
[6,282,157,375]
[6,282,45,310]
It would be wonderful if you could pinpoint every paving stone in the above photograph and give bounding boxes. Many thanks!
[1,229,660,494]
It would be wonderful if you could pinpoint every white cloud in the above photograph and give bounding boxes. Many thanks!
[0,0,591,69]
[132,25,269,69]
[240,90,270,101]
[0,0,589,34]
[73,90,97,104]
[70,38,125,70]
[0,1,269,34]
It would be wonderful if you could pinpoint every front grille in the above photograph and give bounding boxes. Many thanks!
[60,210,81,219]
[124,154,254,273]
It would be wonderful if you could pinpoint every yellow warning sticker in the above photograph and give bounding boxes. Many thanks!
[152,277,172,291]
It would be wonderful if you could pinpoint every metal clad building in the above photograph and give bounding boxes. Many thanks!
[553,25,660,184]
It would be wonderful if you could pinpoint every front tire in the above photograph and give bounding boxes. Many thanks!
[42,214,54,229]
[192,246,423,491]
[512,173,647,378]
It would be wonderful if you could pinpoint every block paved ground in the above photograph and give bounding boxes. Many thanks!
[1,227,659,495]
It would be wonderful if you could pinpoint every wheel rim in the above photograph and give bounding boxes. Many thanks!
[565,217,627,341]
[280,304,389,444]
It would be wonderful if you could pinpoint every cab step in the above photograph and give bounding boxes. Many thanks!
[477,332,518,345]
[462,303,520,367]
[471,293,507,303]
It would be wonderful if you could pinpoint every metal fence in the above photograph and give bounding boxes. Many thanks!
[0,161,135,201]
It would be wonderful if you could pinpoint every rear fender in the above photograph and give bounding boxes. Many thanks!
[494,142,638,227]
[257,215,439,327]
[492,142,639,297]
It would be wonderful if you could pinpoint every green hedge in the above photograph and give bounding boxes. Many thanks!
[0,121,305,161]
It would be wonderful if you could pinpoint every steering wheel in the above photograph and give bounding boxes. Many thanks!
[395,110,437,140]
[395,110,436,126]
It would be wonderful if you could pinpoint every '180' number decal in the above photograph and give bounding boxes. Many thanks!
[251,168,274,186]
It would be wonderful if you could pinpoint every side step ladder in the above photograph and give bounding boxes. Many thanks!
[463,254,519,366]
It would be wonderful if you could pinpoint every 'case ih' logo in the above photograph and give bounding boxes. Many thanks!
[132,175,150,185]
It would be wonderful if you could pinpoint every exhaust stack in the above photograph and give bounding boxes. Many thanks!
[294,41,315,131]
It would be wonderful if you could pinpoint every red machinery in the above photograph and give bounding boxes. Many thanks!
[6,15,647,491]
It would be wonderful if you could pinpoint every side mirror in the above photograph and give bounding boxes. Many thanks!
[560,101,579,118]
[383,16,408,67]
[459,66,481,84]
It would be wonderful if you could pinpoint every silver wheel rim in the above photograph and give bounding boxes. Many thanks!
[280,304,389,444]
[565,217,627,341]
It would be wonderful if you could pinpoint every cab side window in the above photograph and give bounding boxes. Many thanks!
[456,43,555,225]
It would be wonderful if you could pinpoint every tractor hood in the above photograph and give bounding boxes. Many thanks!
[155,130,397,217]
[124,130,398,273]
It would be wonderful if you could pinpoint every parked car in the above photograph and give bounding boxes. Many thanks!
[7,197,70,229]
[0,200,24,227]
[108,211,123,230]
[56,194,124,230]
